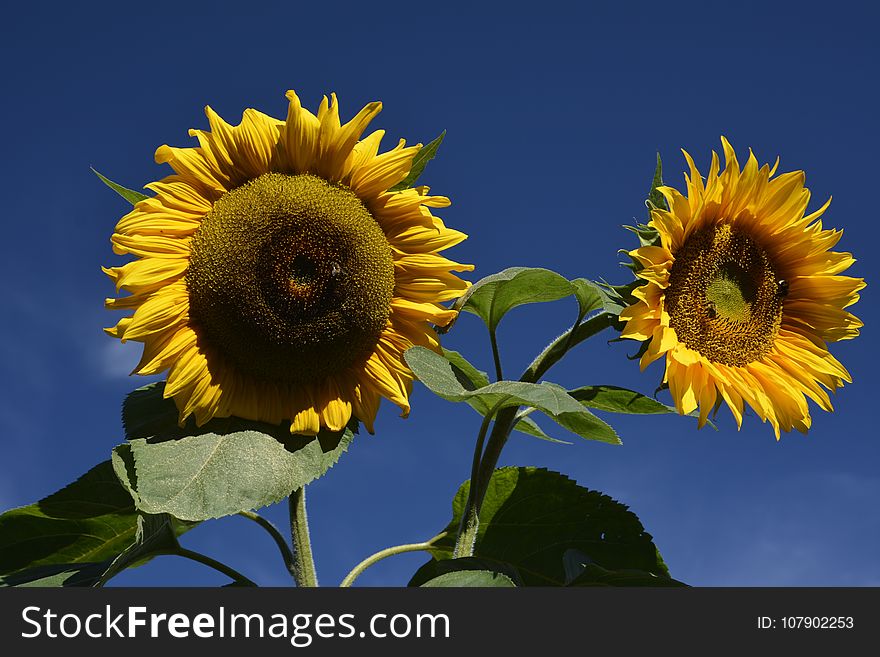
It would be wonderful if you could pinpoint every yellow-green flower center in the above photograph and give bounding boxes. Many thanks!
[186,173,395,385]
[665,223,784,367]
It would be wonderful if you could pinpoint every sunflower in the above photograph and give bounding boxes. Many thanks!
[104,90,472,435]
[620,138,864,438]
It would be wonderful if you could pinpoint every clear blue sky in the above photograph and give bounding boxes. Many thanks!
[1,0,877,586]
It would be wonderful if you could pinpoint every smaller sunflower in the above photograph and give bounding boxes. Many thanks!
[620,138,864,438]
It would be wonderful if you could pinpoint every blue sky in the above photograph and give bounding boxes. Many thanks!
[1,0,877,586]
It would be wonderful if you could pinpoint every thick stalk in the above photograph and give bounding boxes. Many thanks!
[453,399,507,558]
[470,406,520,515]
[459,312,617,555]
[289,487,319,587]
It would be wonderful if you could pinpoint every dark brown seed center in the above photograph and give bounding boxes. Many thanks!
[186,173,395,385]
[665,223,783,367]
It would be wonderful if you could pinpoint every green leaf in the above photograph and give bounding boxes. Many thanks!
[439,350,567,443]
[646,152,669,216]
[593,279,643,319]
[92,168,149,205]
[0,562,113,588]
[569,385,714,428]
[510,414,572,444]
[420,467,672,586]
[0,461,141,577]
[405,347,620,444]
[115,383,356,521]
[1,515,189,588]
[569,385,681,415]
[563,549,685,587]
[442,348,490,389]
[388,131,445,191]
[0,458,196,587]
[410,556,522,586]
[420,570,516,587]
[97,514,181,586]
[570,278,604,323]
[453,267,576,333]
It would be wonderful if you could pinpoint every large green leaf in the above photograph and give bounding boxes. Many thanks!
[0,562,113,587]
[92,168,149,205]
[114,383,356,521]
[388,131,445,191]
[0,459,197,587]
[0,461,141,577]
[419,467,673,586]
[420,570,516,588]
[453,267,576,332]
[1,515,191,588]
[410,556,522,587]
[405,347,619,444]
[562,549,684,587]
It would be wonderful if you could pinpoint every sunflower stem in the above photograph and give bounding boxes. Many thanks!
[340,532,448,587]
[453,401,505,558]
[173,548,258,587]
[457,311,618,555]
[238,510,297,583]
[489,328,504,381]
[289,487,319,587]
[468,407,519,528]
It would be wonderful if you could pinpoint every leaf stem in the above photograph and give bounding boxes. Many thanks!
[340,532,448,587]
[521,312,615,384]
[238,510,297,583]
[289,487,319,587]
[174,548,258,587]
[489,329,504,381]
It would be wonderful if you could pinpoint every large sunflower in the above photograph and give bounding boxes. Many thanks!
[620,138,864,438]
[105,90,472,435]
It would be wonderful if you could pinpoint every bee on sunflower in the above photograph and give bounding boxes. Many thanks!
[104,91,472,435]
[620,138,864,438]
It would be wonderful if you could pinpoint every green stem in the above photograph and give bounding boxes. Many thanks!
[238,510,297,583]
[453,313,617,558]
[289,487,319,587]
[489,328,504,381]
[521,312,615,384]
[340,532,448,587]
[174,548,258,587]
[453,505,481,560]
[470,407,519,518]
[464,312,617,547]
[453,401,505,558]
